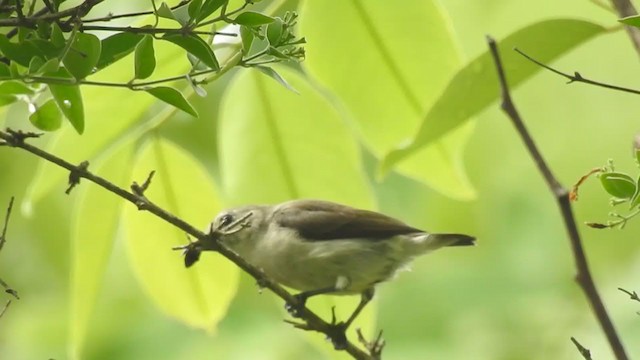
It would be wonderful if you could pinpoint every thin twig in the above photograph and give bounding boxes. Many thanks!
[618,287,640,302]
[515,48,640,95]
[0,196,19,301]
[0,300,11,319]
[0,196,14,252]
[81,0,190,23]
[609,0,640,58]
[487,36,629,360]
[0,129,373,360]
[571,337,594,360]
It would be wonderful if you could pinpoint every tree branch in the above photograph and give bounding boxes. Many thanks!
[571,337,594,360]
[0,196,18,320]
[515,48,640,95]
[486,36,629,360]
[0,129,375,360]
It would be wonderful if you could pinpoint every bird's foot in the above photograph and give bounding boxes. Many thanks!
[284,293,307,318]
[325,306,348,350]
[357,328,385,358]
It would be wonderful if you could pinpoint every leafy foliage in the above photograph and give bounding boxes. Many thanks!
[0,1,621,359]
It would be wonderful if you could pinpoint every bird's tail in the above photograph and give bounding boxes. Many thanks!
[433,233,476,247]
[405,233,476,255]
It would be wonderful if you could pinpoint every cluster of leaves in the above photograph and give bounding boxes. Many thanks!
[0,0,304,134]
[586,149,640,229]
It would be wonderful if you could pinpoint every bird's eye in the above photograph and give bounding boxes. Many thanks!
[219,214,234,228]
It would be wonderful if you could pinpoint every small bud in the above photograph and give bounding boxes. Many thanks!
[585,222,609,229]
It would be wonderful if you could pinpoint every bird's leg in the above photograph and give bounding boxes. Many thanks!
[343,287,375,330]
[326,287,375,350]
[285,275,351,317]
[285,286,337,317]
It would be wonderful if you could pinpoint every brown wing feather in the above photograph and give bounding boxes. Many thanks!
[274,200,423,241]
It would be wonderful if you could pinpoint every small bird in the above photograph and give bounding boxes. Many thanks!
[207,199,475,337]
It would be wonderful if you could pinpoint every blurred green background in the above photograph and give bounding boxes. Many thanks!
[1,0,640,359]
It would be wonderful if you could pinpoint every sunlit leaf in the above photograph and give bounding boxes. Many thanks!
[300,0,474,199]
[600,172,636,199]
[135,35,156,79]
[219,66,376,356]
[156,2,178,22]
[23,40,191,206]
[0,80,35,95]
[62,32,101,80]
[233,11,275,26]
[0,95,17,107]
[163,33,219,70]
[196,0,226,23]
[96,32,144,70]
[0,34,41,66]
[619,15,640,28]
[219,67,374,207]
[253,66,297,93]
[188,0,203,19]
[381,19,606,176]
[146,86,198,117]
[69,143,134,359]
[29,99,62,131]
[123,138,238,331]
[48,68,84,134]
[0,62,11,79]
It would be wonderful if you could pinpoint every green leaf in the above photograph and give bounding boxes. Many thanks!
[253,66,297,93]
[62,32,101,79]
[69,144,134,359]
[629,174,640,209]
[123,139,238,331]
[50,23,65,48]
[162,33,219,70]
[23,38,192,206]
[0,80,34,95]
[28,56,45,74]
[0,34,41,67]
[219,66,376,355]
[156,2,178,21]
[37,57,60,74]
[0,94,17,107]
[619,15,640,28]
[196,0,226,23]
[48,68,85,134]
[301,0,473,199]
[146,86,198,117]
[29,99,62,131]
[219,66,374,214]
[266,18,284,45]
[134,35,156,79]
[0,62,11,79]
[600,172,636,199]
[380,19,606,177]
[96,32,144,70]
[188,0,202,20]
[232,11,275,26]
[239,25,254,54]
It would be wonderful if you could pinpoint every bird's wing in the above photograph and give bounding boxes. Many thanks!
[273,200,423,241]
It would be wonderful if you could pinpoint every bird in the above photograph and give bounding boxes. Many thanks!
[207,199,475,339]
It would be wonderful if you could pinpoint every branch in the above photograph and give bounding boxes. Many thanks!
[515,48,640,95]
[571,337,594,360]
[0,196,19,320]
[618,287,640,302]
[486,36,629,360]
[609,0,640,58]
[0,129,374,360]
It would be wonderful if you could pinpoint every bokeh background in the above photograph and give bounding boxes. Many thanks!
[1,0,639,359]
